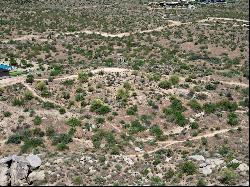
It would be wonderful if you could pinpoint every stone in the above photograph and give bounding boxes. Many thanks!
[189,118,195,123]
[28,171,45,183]
[194,112,205,118]
[0,164,10,186]
[200,166,212,176]
[199,163,207,168]
[11,155,29,165]
[237,163,249,172]
[188,155,205,161]
[205,158,224,168]
[10,161,30,186]
[165,157,172,162]
[26,154,42,169]
[123,156,134,166]
[134,147,143,152]
[0,156,12,164]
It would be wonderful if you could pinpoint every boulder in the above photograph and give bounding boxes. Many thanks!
[28,170,45,183]
[237,163,249,172]
[0,156,12,164]
[0,164,10,186]
[10,161,29,186]
[26,154,42,169]
[188,155,205,161]
[205,158,224,168]
[199,165,212,176]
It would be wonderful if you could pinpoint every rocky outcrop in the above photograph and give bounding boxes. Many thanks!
[0,155,44,186]
[0,163,10,186]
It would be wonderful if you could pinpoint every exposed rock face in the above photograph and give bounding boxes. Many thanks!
[0,155,43,186]
[188,155,205,161]
[28,171,45,183]
[238,163,249,172]
[26,154,42,169]
[10,161,30,186]
[0,163,10,186]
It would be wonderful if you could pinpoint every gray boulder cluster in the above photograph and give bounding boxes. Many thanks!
[188,154,249,176]
[0,154,44,186]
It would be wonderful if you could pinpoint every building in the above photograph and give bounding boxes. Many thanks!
[0,64,14,77]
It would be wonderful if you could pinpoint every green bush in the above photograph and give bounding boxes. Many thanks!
[12,97,25,106]
[188,99,202,112]
[158,80,172,89]
[203,103,217,114]
[90,99,111,115]
[179,161,197,175]
[169,75,180,85]
[21,137,44,153]
[126,105,138,115]
[78,71,89,83]
[227,112,239,126]
[219,168,236,184]
[129,120,146,134]
[6,134,22,144]
[26,74,34,83]
[33,115,42,125]
[150,125,164,140]
[67,117,81,127]
[59,108,66,114]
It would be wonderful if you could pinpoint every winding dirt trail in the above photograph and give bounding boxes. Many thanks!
[128,126,248,158]
[2,17,248,43]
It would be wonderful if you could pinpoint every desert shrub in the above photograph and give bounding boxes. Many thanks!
[116,88,129,102]
[163,97,188,126]
[26,74,34,83]
[129,120,146,134]
[36,81,47,91]
[169,75,180,85]
[123,81,131,90]
[150,125,164,140]
[158,80,171,89]
[190,122,199,129]
[46,127,56,138]
[227,112,239,126]
[96,117,105,124]
[203,103,217,114]
[57,143,69,151]
[201,137,208,146]
[149,73,161,82]
[188,99,202,112]
[21,137,44,153]
[75,93,85,102]
[219,168,236,184]
[217,100,238,112]
[67,117,81,127]
[3,111,12,117]
[205,83,217,90]
[42,101,55,109]
[179,161,197,175]
[33,115,42,125]
[126,105,138,115]
[24,91,33,100]
[12,97,25,106]
[147,99,159,109]
[78,71,89,83]
[150,176,165,186]
[6,133,22,144]
[59,107,66,114]
[227,162,240,170]
[90,99,111,114]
